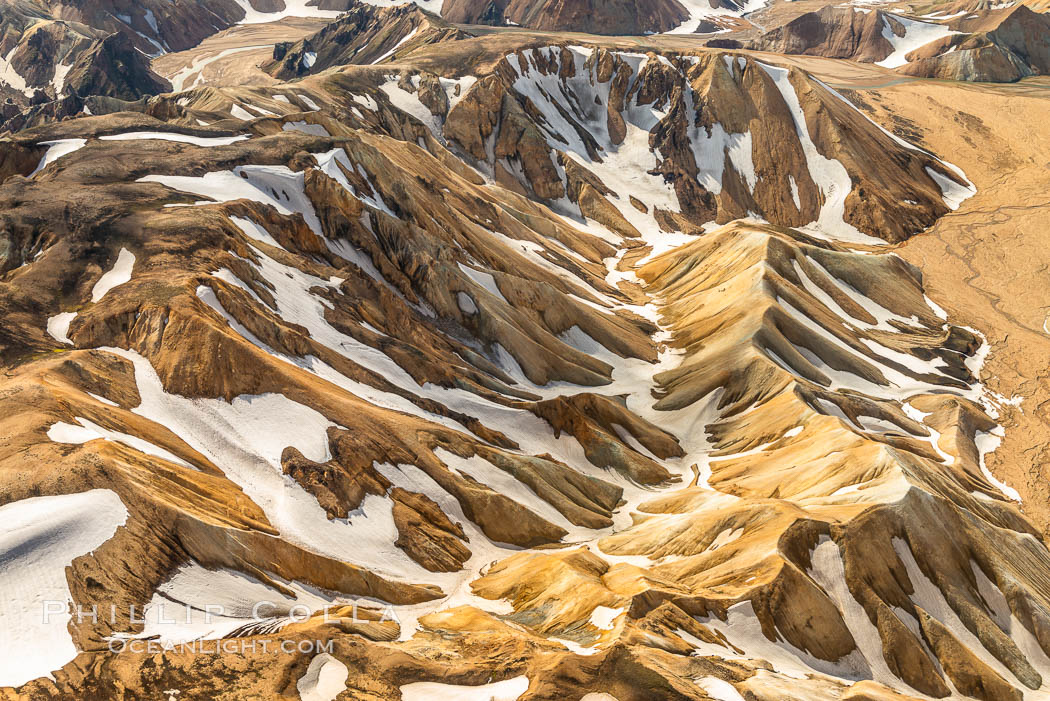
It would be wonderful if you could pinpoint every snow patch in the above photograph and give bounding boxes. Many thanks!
[230,0,343,24]
[457,291,478,314]
[230,216,287,251]
[696,678,746,701]
[0,490,128,688]
[297,654,348,701]
[30,139,87,176]
[283,121,330,137]
[457,263,508,303]
[400,676,530,701]
[664,0,769,34]
[47,416,194,469]
[297,94,322,111]
[91,248,135,303]
[876,15,959,68]
[925,165,975,210]
[371,27,419,64]
[588,605,624,630]
[47,312,77,345]
[231,104,257,120]
[975,428,1021,502]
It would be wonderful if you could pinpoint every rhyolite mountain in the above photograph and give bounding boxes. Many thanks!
[743,2,1050,81]
[740,6,904,62]
[266,2,468,77]
[440,0,693,34]
[0,1,1049,700]
[898,4,1050,81]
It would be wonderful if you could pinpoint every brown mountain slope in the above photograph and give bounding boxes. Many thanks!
[37,0,255,53]
[0,3,106,107]
[41,0,355,53]
[62,31,171,100]
[0,0,345,113]
[0,24,170,130]
[744,6,898,62]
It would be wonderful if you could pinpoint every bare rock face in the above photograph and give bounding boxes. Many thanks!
[744,6,897,63]
[391,487,472,572]
[898,43,1036,82]
[7,20,99,89]
[917,609,1023,701]
[62,32,172,100]
[416,71,449,116]
[0,5,110,109]
[745,3,1050,83]
[529,392,679,483]
[0,10,172,127]
[444,71,566,199]
[41,0,256,54]
[560,155,642,238]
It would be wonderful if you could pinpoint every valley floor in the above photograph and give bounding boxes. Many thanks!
[875,76,1050,535]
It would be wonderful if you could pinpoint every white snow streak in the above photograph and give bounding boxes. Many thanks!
[30,139,87,176]
[91,248,135,303]
[400,676,530,701]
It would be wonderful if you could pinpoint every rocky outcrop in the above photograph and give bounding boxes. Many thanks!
[0,4,110,106]
[0,5,174,109]
[5,19,101,87]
